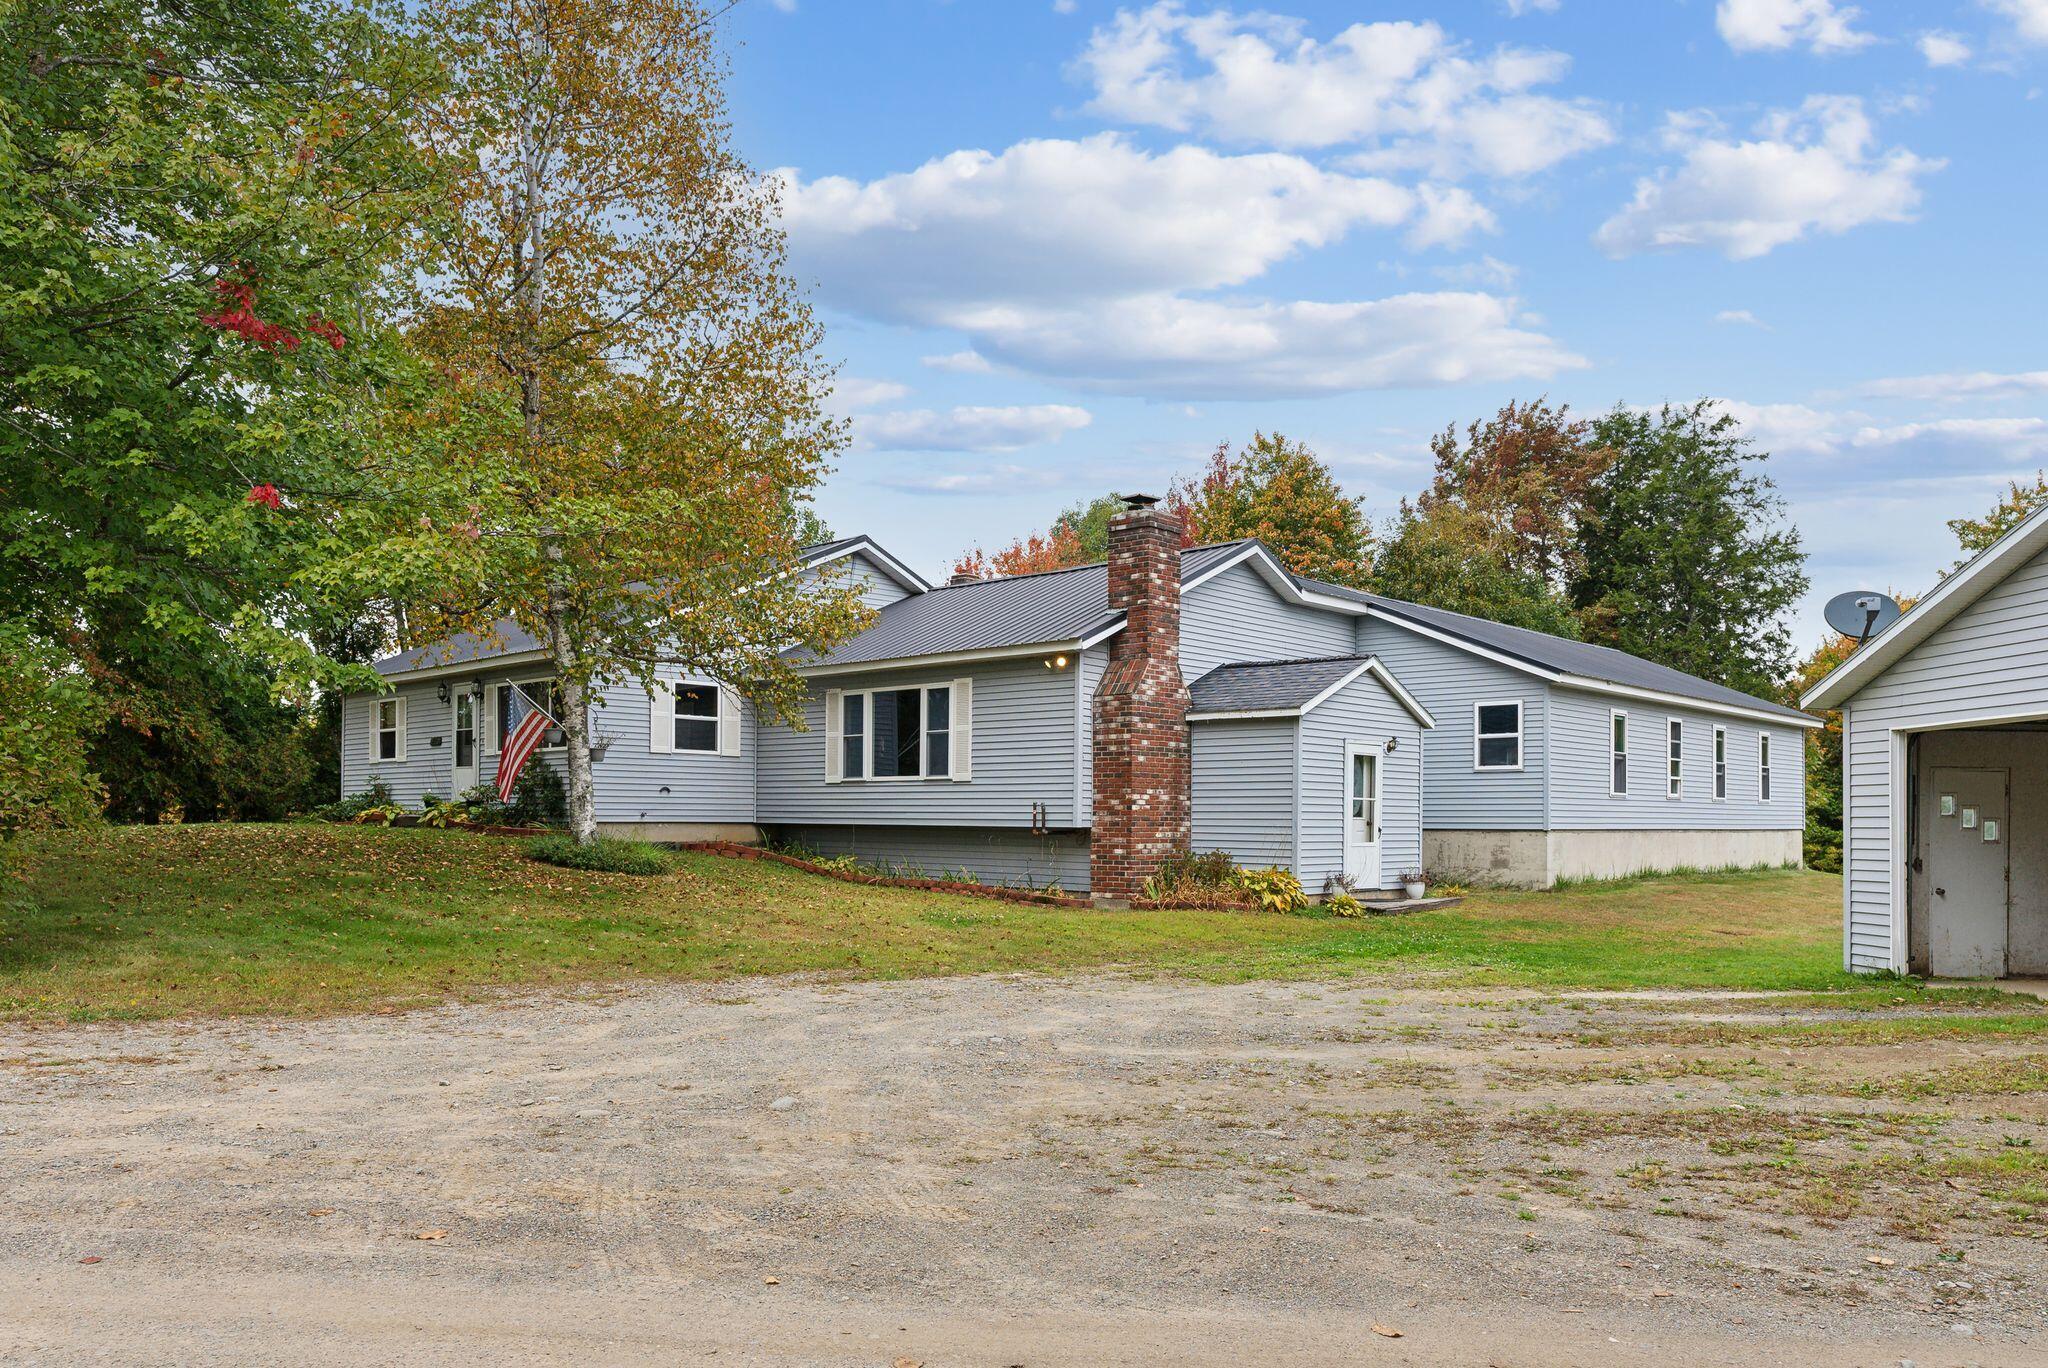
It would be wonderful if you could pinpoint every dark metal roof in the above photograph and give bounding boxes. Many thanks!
[1187,656,1368,715]
[373,539,897,677]
[793,542,1253,667]
[1297,576,1813,723]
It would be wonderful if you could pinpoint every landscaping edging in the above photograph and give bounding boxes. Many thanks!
[682,842,1091,907]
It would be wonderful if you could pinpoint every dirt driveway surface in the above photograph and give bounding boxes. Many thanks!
[4,975,2045,1366]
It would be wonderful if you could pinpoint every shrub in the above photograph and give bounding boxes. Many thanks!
[528,833,672,875]
[1325,890,1365,918]
[312,780,395,823]
[351,802,407,827]
[454,783,514,825]
[1233,865,1308,913]
[1154,848,1238,890]
[505,763,568,827]
[418,797,471,828]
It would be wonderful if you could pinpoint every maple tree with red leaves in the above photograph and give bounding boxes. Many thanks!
[950,523,1087,580]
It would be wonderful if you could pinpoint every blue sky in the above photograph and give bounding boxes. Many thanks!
[722,0,2048,647]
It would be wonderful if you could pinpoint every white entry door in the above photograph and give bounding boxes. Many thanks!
[1344,743,1381,890]
[1928,766,2009,978]
[451,690,480,796]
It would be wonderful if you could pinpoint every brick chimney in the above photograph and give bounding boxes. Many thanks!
[1090,494,1191,901]
[948,571,982,586]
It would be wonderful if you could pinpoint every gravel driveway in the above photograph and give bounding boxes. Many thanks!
[4,974,2043,1366]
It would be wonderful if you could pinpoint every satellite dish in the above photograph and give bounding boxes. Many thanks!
[1824,590,1902,643]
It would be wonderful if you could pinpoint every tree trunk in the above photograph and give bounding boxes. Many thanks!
[542,572,598,846]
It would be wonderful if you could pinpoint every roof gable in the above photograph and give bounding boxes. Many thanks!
[1187,655,1435,727]
[1803,499,2048,712]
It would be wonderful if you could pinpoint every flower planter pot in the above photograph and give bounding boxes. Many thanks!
[1402,880,1426,900]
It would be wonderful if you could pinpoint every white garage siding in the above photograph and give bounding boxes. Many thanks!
[1839,542,2048,970]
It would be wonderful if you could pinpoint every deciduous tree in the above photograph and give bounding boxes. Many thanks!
[1167,433,1373,587]
[404,0,869,843]
[1946,472,2048,569]
[1575,402,1807,699]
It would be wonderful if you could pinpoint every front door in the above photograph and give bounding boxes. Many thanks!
[451,690,479,796]
[1928,765,2009,978]
[1344,744,1381,891]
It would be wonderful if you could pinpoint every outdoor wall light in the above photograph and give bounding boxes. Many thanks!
[1044,654,1070,670]
[436,681,451,704]
[1385,737,1399,753]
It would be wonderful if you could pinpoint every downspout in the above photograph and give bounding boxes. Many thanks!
[1072,647,1087,826]
[1291,719,1303,883]
[1541,685,1554,887]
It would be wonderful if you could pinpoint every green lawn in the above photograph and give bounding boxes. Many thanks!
[1,824,1865,1021]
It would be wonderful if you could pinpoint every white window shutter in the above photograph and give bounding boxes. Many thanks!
[718,688,741,757]
[394,696,408,762]
[824,688,843,783]
[482,685,497,754]
[648,678,673,754]
[951,677,972,781]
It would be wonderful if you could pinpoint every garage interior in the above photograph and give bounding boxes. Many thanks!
[1907,724,2048,978]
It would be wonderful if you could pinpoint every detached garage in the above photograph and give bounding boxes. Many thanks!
[1805,501,2048,978]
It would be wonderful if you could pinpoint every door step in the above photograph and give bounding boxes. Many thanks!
[1354,895,1463,914]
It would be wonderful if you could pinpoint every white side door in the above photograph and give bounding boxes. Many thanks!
[1344,743,1381,891]
[451,690,480,795]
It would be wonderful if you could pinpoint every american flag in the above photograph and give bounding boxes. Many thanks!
[496,684,557,802]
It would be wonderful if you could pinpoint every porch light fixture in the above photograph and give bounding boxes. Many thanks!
[1044,654,1070,670]
[1384,737,1398,753]
[436,681,451,704]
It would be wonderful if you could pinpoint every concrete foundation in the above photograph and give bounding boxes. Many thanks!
[599,822,763,845]
[1425,828,1803,889]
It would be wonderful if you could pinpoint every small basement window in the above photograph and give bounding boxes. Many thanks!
[672,682,719,754]
[1667,719,1683,798]
[1474,701,1522,770]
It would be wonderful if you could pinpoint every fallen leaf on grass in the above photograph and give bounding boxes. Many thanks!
[1650,1289,1673,1298]
[763,1275,780,1285]
[1370,1323,1402,1338]
[78,1256,102,1265]
[307,1208,335,1218]
[414,1229,448,1241]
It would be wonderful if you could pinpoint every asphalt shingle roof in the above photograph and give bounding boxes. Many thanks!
[793,541,1252,667]
[1298,576,1812,723]
[1187,656,1369,715]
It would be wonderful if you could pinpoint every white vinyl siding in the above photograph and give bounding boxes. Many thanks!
[1545,687,1804,831]
[1296,671,1424,892]
[1836,541,2048,971]
[1190,718,1298,871]
[1178,557,1356,680]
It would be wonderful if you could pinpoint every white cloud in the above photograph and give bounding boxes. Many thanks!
[1918,31,1973,66]
[859,404,1093,452]
[1857,369,2048,401]
[921,350,995,374]
[1433,254,1520,289]
[1716,398,2048,458]
[1504,0,1561,14]
[828,376,910,412]
[1988,0,2048,46]
[780,134,1582,400]
[1594,97,1940,260]
[777,135,1449,326]
[1714,308,1770,328]
[1716,0,1874,54]
[1073,5,1612,177]
[965,291,1585,400]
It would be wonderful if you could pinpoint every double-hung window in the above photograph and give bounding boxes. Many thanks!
[1610,710,1628,796]
[838,684,954,780]
[1474,701,1523,771]
[375,698,405,761]
[1759,733,1773,802]
[1667,719,1683,798]
[1712,726,1728,800]
[672,682,719,753]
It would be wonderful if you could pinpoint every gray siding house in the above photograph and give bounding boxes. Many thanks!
[343,500,1814,895]
[1805,502,2048,978]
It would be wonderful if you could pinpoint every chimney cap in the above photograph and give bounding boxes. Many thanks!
[1118,492,1161,510]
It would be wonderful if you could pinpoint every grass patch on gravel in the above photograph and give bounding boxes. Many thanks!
[2,824,1861,1020]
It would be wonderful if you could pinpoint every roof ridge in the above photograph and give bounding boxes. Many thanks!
[1211,653,1370,670]
[925,539,1254,590]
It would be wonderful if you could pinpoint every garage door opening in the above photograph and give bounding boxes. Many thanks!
[1907,724,2048,978]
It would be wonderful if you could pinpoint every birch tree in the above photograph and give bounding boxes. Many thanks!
[405,0,866,842]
